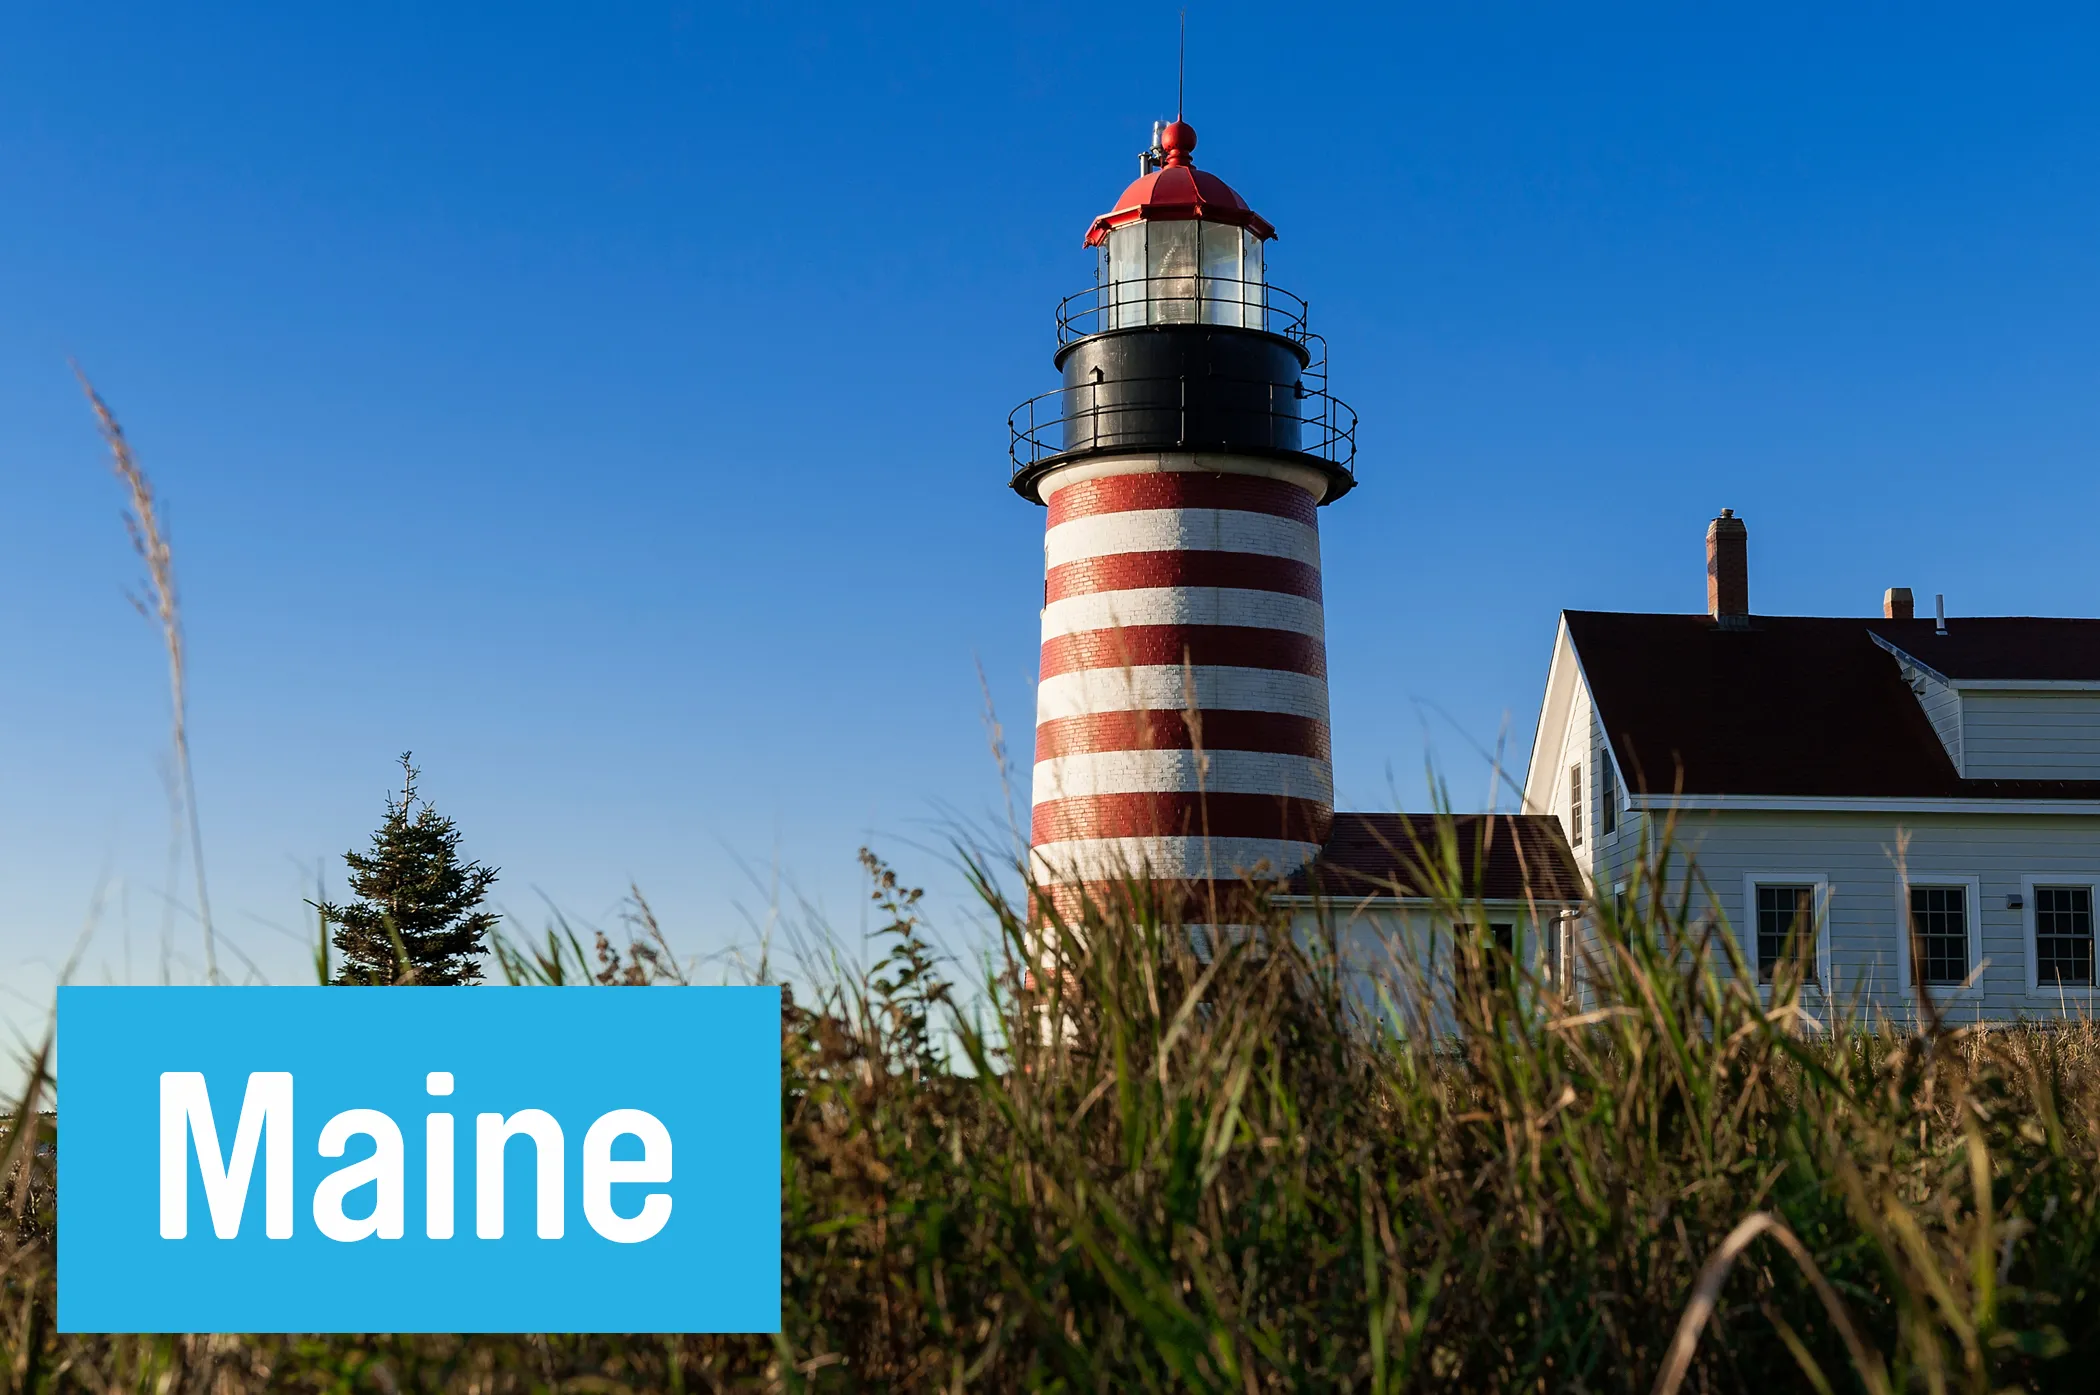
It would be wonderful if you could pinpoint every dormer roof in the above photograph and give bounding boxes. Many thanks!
[1867,617,2100,684]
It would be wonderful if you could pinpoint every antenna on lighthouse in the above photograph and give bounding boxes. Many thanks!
[1177,9,1186,119]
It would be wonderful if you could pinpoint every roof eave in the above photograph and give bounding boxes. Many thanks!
[1632,793,2100,814]
[1271,893,1581,909]
[1083,205,1279,247]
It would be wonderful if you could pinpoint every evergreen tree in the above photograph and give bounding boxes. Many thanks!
[317,754,498,985]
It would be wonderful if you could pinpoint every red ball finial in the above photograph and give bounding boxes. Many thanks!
[1160,120,1197,166]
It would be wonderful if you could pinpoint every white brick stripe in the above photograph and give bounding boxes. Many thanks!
[1036,666,1332,724]
[1041,588,1326,642]
[1029,835,1323,884]
[1046,509,1322,570]
[1032,750,1334,806]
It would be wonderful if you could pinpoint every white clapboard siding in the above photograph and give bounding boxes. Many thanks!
[1601,810,2100,1022]
[1961,692,2100,779]
[1896,660,1964,770]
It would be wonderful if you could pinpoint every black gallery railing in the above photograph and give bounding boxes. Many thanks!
[1008,373,1358,479]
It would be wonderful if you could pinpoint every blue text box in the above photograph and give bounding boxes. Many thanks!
[58,986,780,1333]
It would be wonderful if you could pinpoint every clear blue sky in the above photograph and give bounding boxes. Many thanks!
[4,4,2097,1015]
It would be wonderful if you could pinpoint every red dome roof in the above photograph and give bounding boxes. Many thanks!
[1083,121,1276,247]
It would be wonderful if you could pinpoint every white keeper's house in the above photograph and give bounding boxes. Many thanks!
[1526,508,2100,1020]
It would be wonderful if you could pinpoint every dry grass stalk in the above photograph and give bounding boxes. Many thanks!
[1652,1210,1891,1395]
[73,367,216,983]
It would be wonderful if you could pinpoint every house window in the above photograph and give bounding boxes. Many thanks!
[1754,884,1818,983]
[2034,886,2095,988]
[1454,921,1520,994]
[1599,755,1618,837]
[1567,764,1584,847]
[1454,922,1517,958]
[1909,885,1970,987]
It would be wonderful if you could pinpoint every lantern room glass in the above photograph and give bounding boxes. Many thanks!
[1100,222,1268,330]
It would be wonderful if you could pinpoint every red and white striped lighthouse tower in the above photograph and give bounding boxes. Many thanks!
[1009,119,1357,916]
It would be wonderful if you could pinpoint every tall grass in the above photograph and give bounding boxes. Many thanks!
[73,369,217,984]
[7,824,2100,1392]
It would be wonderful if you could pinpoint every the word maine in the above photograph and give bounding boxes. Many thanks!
[159,1070,673,1244]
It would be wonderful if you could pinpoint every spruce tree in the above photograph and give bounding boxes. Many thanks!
[318,754,498,985]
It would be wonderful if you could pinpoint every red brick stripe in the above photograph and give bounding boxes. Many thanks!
[1039,625,1327,679]
[1045,550,1322,603]
[1046,473,1317,528]
[1033,710,1331,761]
[1031,792,1332,845]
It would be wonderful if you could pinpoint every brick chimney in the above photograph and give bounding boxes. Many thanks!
[1706,509,1749,629]
[1884,587,1914,620]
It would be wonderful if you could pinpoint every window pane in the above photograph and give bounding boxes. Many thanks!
[1108,226,1145,329]
[1146,221,1199,324]
[1454,922,1518,1000]
[1909,885,1969,987]
[1200,222,1243,326]
[1109,225,1145,280]
[1568,765,1583,847]
[2036,885,2094,987]
[1242,230,1267,330]
[1756,884,1817,984]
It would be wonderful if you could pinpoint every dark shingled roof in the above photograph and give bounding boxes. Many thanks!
[1287,813,1583,902]
[1564,612,2100,800]
[1865,617,2100,682]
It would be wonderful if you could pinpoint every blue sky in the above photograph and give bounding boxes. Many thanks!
[3,3,2097,1016]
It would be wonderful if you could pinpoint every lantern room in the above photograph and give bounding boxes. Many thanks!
[1086,120,1273,331]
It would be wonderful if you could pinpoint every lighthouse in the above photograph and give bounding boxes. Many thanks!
[1010,119,1357,916]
